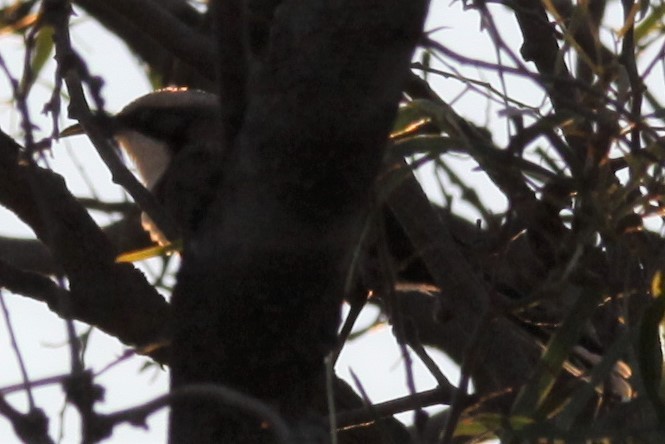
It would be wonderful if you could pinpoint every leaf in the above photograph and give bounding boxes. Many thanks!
[390,118,432,140]
[512,285,603,417]
[0,0,37,35]
[556,331,631,429]
[616,1,641,39]
[635,3,664,42]
[391,101,436,137]
[20,25,54,94]
[391,135,461,157]
[454,413,532,438]
[115,240,182,263]
[31,25,54,80]
[636,271,665,422]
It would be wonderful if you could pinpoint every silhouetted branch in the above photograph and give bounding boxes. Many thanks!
[45,0,180,242]
[102,384,294,444]
[335,387,460,431]
[0,127,168,352]
[73,0,213,78]
[0,395,53,444]
[0,259,68,312]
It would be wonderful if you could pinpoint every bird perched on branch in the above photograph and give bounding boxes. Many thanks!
[61,88,223,245]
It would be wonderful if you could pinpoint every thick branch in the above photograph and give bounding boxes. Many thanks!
[0,209,151,276]
[385,165,540,399]
[73,0,213,80]
[510,0,590,159]
[0,258,69,312]
[0,237,59,276]
[0,130,168,350]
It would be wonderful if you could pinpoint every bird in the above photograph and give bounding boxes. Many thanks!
[60,88,223,245]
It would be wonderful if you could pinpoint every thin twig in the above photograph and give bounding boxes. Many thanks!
[0,53,38,157]
[0,373,70,396]
[44,0,179,242]
[348,369,392,443]
[0,258,69,311]
[332,290,368,364]
[0,395,53,444]
[76,0,214,75]
[334,386,459,430]
[325,354,338,444]
[620,0,643,153]
[102,384,294,443]
[0,291,35,409]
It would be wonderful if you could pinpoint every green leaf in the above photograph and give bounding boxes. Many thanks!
[635,3,665,43]
[28,25,54,84]
[454,413,532,438]
[16,24,55,95]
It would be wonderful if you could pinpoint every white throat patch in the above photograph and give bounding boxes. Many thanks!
[115,130,171,190]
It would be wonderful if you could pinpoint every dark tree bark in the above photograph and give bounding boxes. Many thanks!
[0,130,169,349]
[168,1,428,442]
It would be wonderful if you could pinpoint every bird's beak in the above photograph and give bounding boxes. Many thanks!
[59,123,85,138]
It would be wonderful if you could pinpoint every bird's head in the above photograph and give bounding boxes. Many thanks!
[61,88,220,190]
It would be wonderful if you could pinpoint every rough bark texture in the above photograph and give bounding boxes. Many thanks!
[169,1,428,442]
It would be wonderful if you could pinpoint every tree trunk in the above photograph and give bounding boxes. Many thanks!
[168,1,428,442]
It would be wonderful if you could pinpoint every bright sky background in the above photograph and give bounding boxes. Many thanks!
[0,0,639,442]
